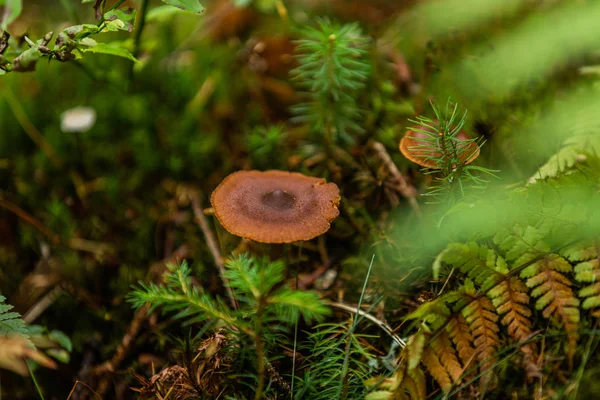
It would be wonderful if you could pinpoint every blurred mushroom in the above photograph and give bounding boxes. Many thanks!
[399,122,480,168]
[210,170,340,243]
[60,106,96,133]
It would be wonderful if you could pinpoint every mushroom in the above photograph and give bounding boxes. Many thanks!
[60,106,97,133]
[399,122,480,168]
[210,170,340,244]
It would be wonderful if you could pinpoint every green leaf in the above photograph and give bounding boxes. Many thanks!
[161,0,204,14]
[0,0,23,31]
[103,8,137,32]
[529,135,600,182]
[146,5,184,23]
[0,296,28,338]
[80,42,138,62]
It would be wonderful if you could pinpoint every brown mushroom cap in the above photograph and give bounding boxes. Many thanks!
[210,170,340,244]
[399,122,480,169]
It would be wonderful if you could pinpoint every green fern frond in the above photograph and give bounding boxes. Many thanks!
[561,239,599,263]
[575,259,600,311]
[436,242,506,290]
[0,296,28,338]
[494,225,550,266]
[529,135,600,182]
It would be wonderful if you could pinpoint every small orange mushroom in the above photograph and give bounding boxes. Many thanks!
[210,170,340,244]
[399,122,480,169]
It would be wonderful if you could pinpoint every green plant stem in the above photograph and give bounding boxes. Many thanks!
[97,0,127,25]
[28,363,45,400]
[340,254,375,400]
[254,298,266,400]
[290,243,302,399]
[129,0,150,82]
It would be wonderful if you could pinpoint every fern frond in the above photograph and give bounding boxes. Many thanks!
[522,254,580,365]
[405,330,425,371]
[446,314,476,369]
[365,342,426,400]
[575,259,600,312]
[404,295,451,330]
[495,225,550,267]
[529,135,600,182]
[404,367,426,400]
[422,330,462,392]
[561,239,599,263]
[437,242,505,290]
[488,276,540,379]
[461,284,500,386]
[0,296,28,339]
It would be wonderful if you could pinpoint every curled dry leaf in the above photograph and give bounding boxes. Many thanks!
[0,335,58,376]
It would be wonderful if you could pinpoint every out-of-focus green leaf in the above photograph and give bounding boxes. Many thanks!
[530,136,600,182]
[161,0,204,14]
[80,42,138,62]
[103,8,137,32]
[146,5,183,23]
[0,0,23,31]
[48,330,72,352]
[46,348,70,363]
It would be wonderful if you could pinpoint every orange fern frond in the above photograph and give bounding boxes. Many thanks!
[522,254,580,367]
[489,276,540,380]
[422,346,452,392]
[404,367,426,400]
[446,314,476,369]
[422,331,463,392]
[462,294,500,386]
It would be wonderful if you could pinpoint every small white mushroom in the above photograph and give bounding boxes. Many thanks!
[60,106,97,133]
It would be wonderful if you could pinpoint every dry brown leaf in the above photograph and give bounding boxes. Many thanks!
[0,336,58,376]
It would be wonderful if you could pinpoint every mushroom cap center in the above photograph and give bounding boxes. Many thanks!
[261,189,296,210]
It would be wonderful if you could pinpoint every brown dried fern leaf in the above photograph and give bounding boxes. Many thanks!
[422,346,452,392]
[462,295,500,386]
[364,345,426,400]
[422,331,462,392]
[489,276,541,380]
[446,314,476,369]
[522,254,580,367]
[404,367,426,400]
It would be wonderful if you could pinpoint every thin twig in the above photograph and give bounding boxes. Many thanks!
[22,286,64,324]
[0,197,60,244]
[328,301,406,348]
[369,141,421,215]
[66,380,102,400]
[189,191,238,310]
